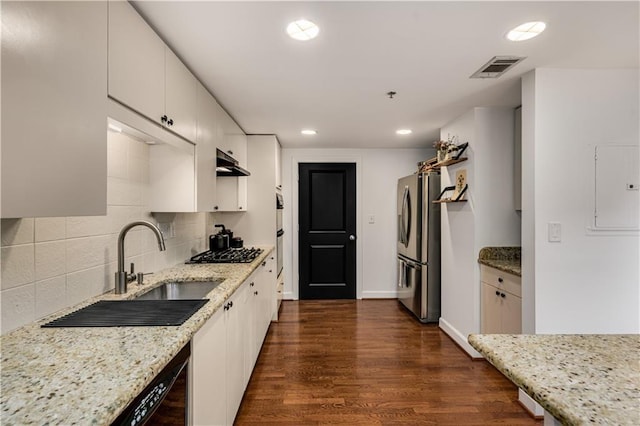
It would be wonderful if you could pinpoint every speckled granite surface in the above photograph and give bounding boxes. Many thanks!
[478,246,521,276]
[468,334,640,425]
[0,246,273,426]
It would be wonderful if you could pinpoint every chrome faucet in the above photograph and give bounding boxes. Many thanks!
[115,221,166,294]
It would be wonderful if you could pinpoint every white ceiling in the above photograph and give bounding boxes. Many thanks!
[133,1,639,149]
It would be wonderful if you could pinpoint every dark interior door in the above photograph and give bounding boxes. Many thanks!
[299,163,356,299]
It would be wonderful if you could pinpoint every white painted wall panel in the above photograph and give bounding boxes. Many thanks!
[439,107,520,357]
[525,68,639,334]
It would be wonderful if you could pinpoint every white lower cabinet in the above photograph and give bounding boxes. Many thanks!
[191,257,276,425]
[192,281,246,426]
[480,265,522,334]
[191,306,227,426]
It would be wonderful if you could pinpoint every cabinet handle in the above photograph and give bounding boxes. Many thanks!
[167,118,174,126]
[271,256,274,260]
[227,150,233,155]
[269,270,272,273]
[161,115,168,123]
[498,277,504,283]
[250,282,254,287]
[239,207,243,210]
[262,261,266,267]
[223,303,229,311]
[254,291,258,296]
[214,206,219,210]
[500,293,506,298]
[495,290,500,296]
[229,301,233,308]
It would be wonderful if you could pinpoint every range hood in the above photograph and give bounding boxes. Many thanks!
[216,149,250,177]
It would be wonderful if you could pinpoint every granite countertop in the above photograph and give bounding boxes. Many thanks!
[478,246,521,276]
[0,246,273,425]
[468,334,640,425]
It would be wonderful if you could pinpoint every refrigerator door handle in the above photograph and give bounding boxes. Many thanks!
[398,259,404,288]
[400,186,410,246]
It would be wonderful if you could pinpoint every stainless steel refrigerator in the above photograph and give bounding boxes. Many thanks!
[397,172,441,323]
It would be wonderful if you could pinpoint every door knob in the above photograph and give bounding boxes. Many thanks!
[349,235,356,241]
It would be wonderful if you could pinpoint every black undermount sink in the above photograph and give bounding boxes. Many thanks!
[134,280,222,301]
[41,299,208,328]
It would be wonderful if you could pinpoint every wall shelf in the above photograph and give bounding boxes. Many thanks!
[433,184,468,203]
[419,142,469,172]
[433,199,468,204]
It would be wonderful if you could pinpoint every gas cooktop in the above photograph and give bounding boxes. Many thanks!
[186,247,263,264]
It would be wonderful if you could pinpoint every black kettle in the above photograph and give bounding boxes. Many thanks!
[209,224,231,251]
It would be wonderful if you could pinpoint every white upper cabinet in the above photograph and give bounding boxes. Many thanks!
[195,82,219,212]
[148,141,196,213]
[108,0,164,126]
[217,105,247,166]
[1,1,107,218]
[108,1,197,142]
[165,49,198,143]
[275,141,283,190]
[215,103,248,212]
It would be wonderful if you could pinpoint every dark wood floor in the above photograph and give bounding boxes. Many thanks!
[236,300,541,425]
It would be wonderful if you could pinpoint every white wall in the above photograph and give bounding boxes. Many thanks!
[0,131,208,334]
[522,68,639,334]
[281,148,431,300]
[439,107,521,357]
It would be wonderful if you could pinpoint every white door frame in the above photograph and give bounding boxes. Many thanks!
[290,154,363,300]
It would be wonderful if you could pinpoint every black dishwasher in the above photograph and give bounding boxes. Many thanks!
[112,343,190,426]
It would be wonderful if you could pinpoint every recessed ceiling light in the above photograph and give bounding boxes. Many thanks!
[287,19,319,41]
[506,21,546,41]
[301,129,317,135]
[396,129,412,135]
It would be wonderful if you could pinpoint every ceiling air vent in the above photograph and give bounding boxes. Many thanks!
[470,56,526,79]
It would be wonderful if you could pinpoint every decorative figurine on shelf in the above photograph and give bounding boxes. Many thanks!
[433,139,454,162]
[433,135,460,162]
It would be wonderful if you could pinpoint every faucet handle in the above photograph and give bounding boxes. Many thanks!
[124,263,136,285]
[136,272,153,285]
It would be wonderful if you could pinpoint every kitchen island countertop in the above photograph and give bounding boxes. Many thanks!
[468,333,640,425]
[0,246,273,425]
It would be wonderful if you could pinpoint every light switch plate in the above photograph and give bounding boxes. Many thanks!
[548,222,561,242]
[367,215,375,224]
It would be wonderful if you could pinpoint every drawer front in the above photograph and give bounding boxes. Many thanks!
[481,265,521,298]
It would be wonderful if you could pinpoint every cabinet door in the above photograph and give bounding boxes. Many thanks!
[149,141,196,212]
[501,291,522,334]
[165,48,198,142]
[108,0,164,125]
[275,140,283,190]
[226,283,247,424]
[195,83,218,212]
[260,255,276,335]
[245,273,259,378]
[481,283,502,334]
[191,307,227,426]
[1,1,107,218]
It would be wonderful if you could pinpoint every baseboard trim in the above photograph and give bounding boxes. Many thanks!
[361,291,398,299]
[518,389,545,419]
[438,317,483,359]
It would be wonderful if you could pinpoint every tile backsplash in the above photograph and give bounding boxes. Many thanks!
[1,131,210,334]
